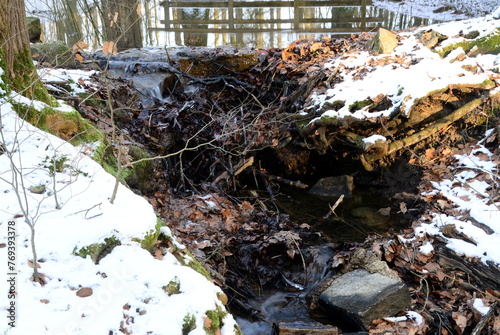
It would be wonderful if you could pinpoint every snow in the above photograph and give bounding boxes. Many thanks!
[0,73,236,333]
[473,298,492,315]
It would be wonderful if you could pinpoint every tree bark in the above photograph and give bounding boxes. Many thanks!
[101,0,143,50]
[0,0,50,102]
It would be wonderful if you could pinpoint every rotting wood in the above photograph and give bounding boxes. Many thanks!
[360,98,484,170]
[436,244,500,291]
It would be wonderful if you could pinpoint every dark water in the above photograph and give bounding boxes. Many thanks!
[274,185,407,242]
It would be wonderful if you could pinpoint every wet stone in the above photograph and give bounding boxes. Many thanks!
[318,269,411,331]
[308,175,354,199]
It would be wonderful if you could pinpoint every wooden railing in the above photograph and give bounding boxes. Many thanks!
[153,0,382,34]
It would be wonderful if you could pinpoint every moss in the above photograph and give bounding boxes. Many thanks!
[31,41,77,68]
[137,217,165,251]
[93,141,119,176]
[73,236,121,264]
[13,47,53,105]
[204,306,228,335]
[182,314,197,334]
[163,277,181,296]
[438,28,500,57]
[349,98,372,112]
[9,99,102,145]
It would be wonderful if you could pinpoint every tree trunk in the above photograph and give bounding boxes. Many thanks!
[0,0,50,103]
[101,0,143,50]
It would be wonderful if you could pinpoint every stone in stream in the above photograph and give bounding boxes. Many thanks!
[318,269,411,331]
[307,175,354,199]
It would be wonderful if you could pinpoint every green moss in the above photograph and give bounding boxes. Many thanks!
[31,41,76,69]
[137,217,165,251]
[73,236,121,264]
[12,47,53,105]
[438,28,500,57]
[163,277,181,296]
[182,314,197,334]
[349,98,372,112]
[93,141,119,176]
[204,306,228,335]
[9,100,102,145]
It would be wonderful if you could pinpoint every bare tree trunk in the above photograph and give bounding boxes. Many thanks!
[101,0,143,50]
[0,0,51,103]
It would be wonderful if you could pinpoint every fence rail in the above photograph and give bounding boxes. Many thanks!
[152,0,382,34]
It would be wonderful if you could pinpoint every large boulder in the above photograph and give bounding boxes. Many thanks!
[318,269,411,331]
[308,175,354,199]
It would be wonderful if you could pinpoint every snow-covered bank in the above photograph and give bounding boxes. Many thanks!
[0,70,237,334]
[374,0,500,21]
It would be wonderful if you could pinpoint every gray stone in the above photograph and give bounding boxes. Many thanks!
[368,28,398,55]
[29,185,46,194]
[308,175,354,199]
[318,269,411,330]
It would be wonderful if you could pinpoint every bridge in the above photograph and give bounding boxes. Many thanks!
[152,0,382,35]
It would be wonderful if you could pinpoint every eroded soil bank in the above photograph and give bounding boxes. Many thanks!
[48,31,500,334]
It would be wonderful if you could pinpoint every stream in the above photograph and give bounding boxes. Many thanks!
[96,48,423,334]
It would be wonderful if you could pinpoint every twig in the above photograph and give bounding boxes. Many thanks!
[471,301,498,335]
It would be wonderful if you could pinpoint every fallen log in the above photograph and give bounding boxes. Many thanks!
[436,244,500,291]
[360,98,484,170]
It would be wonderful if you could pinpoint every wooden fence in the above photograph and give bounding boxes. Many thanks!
[153,0,382,34]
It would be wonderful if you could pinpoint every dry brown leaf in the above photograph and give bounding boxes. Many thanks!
[241,201,253,211]
[154,250,163,260]
[75,53,84,63]
[72,41,89,53]
[102,41,117,56]
[108,11,119,27]
[452,311,467,333]
[203,316,212,329]
[28,260,41,268]
[76,287,93,298]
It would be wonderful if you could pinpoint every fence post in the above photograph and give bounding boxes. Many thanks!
[163,0,170,29]
[228,0,234,30]
[294,0,300,30]
[361,0,367,31]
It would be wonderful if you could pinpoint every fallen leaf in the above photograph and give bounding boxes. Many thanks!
[102,41,118,56]
[452,311,467,333]
[72,41,89,53]
[154,250,163,260]
[76,287,93,298]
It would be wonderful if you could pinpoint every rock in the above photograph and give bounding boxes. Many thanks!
[308,175,354,199]
[368,28,398,55]
[76,287,93,298]
[318,269,411,330]
[275,321,340,334]
[29,185,46,194]
[31,41,78,68]
[343,248,401,281]
[417,29,446,49]
[350,206,391,227]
